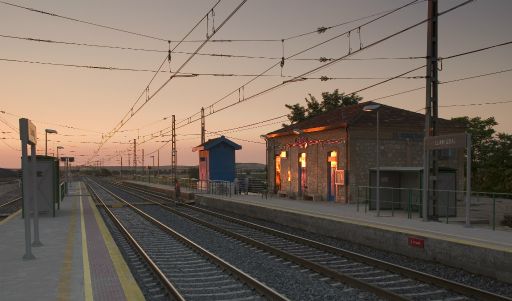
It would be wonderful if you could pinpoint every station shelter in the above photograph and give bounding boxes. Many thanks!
[192,136,242,183]
[22,155,60,217]
[263,101,466,209]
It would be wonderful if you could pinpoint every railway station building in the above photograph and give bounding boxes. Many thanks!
[263,101,466,204]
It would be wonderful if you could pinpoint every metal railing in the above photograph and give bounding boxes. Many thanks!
[351,185,512,231]
[127,175,270,198]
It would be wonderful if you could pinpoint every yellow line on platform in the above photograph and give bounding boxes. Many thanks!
[80,183,94,301]
[86,185,145,301]
[57,189,78,301]
[0,209,21,225]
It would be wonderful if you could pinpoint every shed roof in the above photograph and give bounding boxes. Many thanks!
[265,101,465,138]
[192,135,242,152]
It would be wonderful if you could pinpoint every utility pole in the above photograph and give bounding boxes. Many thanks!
[133,139,137,175]
[201,107,205,144]
[120,156,123,177]
[171,114,177,182]
[157,149,160,176]
[423,0,439,221]
[142,149,145,171]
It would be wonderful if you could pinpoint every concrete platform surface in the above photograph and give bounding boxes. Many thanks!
[0,182,144,301]
[126,180,512,283]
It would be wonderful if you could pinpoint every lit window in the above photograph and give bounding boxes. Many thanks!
[328,151,337,167]
[280,151,287,158]
[299,152,306,168]
[287,170,291,182]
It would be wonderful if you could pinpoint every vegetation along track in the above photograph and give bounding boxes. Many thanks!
[85,178,287,301]
[112,180,512,301]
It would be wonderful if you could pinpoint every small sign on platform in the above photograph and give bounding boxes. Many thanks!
[408,237,425,248]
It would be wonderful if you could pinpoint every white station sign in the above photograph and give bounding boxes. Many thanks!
[19,118,37,145]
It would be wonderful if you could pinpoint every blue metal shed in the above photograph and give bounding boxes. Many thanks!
[192,136,242,182]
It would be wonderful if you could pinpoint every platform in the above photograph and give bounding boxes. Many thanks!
[126,180,512,284]
[0,181,144,301]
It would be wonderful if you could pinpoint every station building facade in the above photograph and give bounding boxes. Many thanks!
[263,102,466,203]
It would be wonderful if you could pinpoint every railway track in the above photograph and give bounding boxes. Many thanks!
[85,178,287,301]
[0,197,22,219]
[111,180,512,301]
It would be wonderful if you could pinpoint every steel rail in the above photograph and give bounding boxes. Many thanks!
[118,181,512,301]
[85,181,185,301]
[0,196,22,210]
[93,179,289,301]
[112,182,409,301]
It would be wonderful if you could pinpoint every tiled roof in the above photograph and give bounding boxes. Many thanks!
[266,101,465,137]
[192,135,242,151]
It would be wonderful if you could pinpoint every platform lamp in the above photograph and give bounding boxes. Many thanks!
[56,146,64,163]
[45,129,58,156]
[363,104,381,217]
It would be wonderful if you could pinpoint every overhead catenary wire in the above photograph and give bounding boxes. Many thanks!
[370,66,512,103]
[170,0,475,136]
[0,107,103,134]
[0,1,170,42]
[414,100,512,113]
[0,57,431,81]
[86,0,247,165]
[139,114,287,143]
[164,0,424,136]
[134,0,467,146]
[0,33,428,62]
[0,0,425,44]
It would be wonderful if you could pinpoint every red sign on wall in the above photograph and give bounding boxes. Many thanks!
[408,237,425,248]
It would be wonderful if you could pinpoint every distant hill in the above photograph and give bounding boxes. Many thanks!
[236,163,266,170]
[0,168,18,179]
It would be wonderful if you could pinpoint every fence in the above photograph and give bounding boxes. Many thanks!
[351,185,512,231]
[128,174,268,198]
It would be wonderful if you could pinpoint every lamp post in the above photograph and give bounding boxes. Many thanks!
[150,155,155,178]
[363,104,381,217]
[45,129,57,156]
[56,146,64,161]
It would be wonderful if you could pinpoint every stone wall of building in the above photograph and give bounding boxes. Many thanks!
[348,126,465,202]
[267,128,348,202]
[267,125,466,204]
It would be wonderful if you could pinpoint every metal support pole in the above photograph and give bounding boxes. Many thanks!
[201,107,205,144]
[465,133,472,227]
[171,115,177,183]
[21,143,35,259]
[31,144,42,247]
[133,139,137,175]
[423,0,438,221]
[120,156,123,177]
[157,149,160,176]
[376,110,380,217]
[45,131,48,156]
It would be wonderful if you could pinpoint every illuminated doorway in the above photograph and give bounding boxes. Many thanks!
[327,151,337,201]
[274,155,282,193]
[298,152,307,196]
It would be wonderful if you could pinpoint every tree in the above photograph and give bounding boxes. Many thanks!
[284,103,307,124]
[451,116,512,192]
[285,89,362,124]
[321,89,361,111]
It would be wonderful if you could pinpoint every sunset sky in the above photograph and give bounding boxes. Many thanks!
[1,0,511,168]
